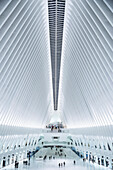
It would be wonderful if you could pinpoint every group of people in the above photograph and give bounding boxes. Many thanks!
[58,160,76,168]
[46,122,64,129]
[58,162,65,167]
[51,125,61,132]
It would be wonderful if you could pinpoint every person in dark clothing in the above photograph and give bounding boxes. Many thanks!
[74,160,76,164]
[63,162,65,166]
[58,163,60,167]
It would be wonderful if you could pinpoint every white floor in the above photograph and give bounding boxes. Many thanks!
[3,147,110,170]
[3,157,110,170]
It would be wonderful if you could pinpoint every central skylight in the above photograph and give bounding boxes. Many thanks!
[48,0,65,110]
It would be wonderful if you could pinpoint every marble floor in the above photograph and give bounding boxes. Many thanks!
[3,156,110,170]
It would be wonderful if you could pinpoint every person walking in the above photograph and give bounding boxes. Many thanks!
[63,162,65,166]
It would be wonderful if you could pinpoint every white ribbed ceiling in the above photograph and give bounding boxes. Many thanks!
[59,0,113,128]
[0,0,53,128]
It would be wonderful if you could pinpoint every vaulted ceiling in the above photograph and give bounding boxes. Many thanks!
[0,0,113,131]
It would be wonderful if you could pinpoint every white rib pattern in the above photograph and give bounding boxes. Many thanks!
[59,0,113,129]
[0,0,52,128]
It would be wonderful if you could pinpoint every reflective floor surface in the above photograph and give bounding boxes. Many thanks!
[3,157,110,170]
